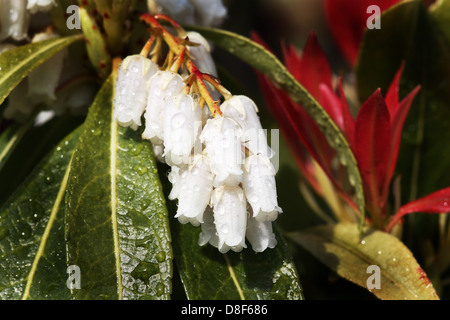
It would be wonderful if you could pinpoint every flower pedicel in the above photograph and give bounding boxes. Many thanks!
[113,14,280,253]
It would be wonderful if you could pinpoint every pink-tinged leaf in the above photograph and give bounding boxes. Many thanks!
[256,72,359,213]
[319,84,345,132]
[386,187,450,232]
[282,32,333,100]
[385,62,405,118]
[382,86,421,203]
[257,72,332,173]
[324,0,401,66]
[354,89,391,205]
[256,72,306,167]
[336,78,355,149]
[281,43,302,83]
[319,84,344,130]
[251,33,335,172]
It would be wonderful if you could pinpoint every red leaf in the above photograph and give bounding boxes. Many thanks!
[282,32,333,100]
[324,0,400,66]
[354,89,391,205]
[382,85,421,203]
[319,84,344,130]
[385,62,405,116]
[386,187,450,232]
[257,72,359,212]
[336,78,355,150]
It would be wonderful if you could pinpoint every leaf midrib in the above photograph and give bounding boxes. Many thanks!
[110,105,122,300]
[21,155,74,300]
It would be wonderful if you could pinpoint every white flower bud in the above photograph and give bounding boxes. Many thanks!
[27,0,56,14]
[142,71,185,144]
[114,55,158,130]
[168,154,214,226]
[201,116,244,187]
[27,31,66,103]
[186,31,217,77]
[198,206,219,248]
[221,95,274,158]
[246,216,277,253]
[151,0,227,27]
[211,186,247,253]
[0,0,29,41]
[151,0,196,25]
[243,154,282,222]
[163,93,202,166]
[189,0,227,27]
[3,81,32,122]
[151,142,165,163]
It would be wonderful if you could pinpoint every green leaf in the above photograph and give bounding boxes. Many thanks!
[0,115,84,208]
[0,116,34,172]
[172,221,303,300]
[65,74,172,300]
[0,125,82,300]
[159,166,303,300]
[186,25,366,231]
[288,223,439,300]
[0,34,84,106]
[430,0,450,44]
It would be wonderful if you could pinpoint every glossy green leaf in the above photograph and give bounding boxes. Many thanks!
[430,0,450,44]
[0,116,34,172]
[0,125,82,299]
[0,115,84,209]
[65,74,172,300]
[288,223,439,300]
[159,167,303,300]
[187,25,366,231]
[0,34,83,106]
[172,222,303,300]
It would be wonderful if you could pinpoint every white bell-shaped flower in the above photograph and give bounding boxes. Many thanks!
[186,31,220,101]
[3,81,32,122]
[168,154,214,226]
[243,154,282,222]
[142,71,185,144]
[27,0,56,14]
[151,142,165,163]
[201,116,244,187]
[189,0,227,27]
[211,186,247,253]
[0,0,29,41]
[114,54,158,130]
[186,31,218,77]
[221,95,274,158]
[198,206,220,248]
[163,93,202,166]
[246,214,277,253]
[151,0,227,27]
[27,31,66,103]
[151,0,196,25]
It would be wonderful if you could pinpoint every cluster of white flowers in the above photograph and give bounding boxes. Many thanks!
[114,31,282,253]
[0,0,56,41]
[0,0,96,124]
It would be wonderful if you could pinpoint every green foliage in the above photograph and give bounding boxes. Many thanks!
[1,0,449,301]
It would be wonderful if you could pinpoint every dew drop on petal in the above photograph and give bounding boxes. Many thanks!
[171,113,186,129]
